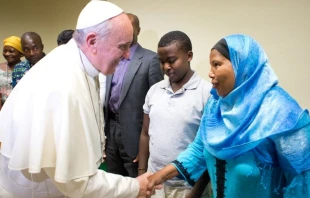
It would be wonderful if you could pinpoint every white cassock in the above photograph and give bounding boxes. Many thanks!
[0,39,139,198]
[99,73,106,106]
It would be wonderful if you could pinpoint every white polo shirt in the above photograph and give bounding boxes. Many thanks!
[143,71,212,187]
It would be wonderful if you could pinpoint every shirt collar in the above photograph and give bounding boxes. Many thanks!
[128,43,139,60]
[160,71,201,90]
[78,48,99,78]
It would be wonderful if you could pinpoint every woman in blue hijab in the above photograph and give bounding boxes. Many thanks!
[147,34,310,198]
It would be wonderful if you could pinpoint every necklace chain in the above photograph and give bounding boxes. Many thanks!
[79,51,104,161]
[84,74,104,159]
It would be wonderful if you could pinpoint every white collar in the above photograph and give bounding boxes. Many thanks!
[78,48,99,78]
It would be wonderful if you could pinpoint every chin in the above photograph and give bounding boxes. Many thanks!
[100,69,109,75]
[103,67,115,75]
[168,76,179,83]
[30,60,37,65]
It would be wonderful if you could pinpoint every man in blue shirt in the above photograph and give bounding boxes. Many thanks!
[12,32,45,88]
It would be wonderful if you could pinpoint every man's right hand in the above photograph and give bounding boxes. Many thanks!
[146,164,180,194]
[146,172,166,196]
[136,172,162,198]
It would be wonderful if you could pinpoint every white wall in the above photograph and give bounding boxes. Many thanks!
[0,0,309,108]
[110,0,310,109]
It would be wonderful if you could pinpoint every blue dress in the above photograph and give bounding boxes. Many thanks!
[171,34,310,198]
[173,126,310,197]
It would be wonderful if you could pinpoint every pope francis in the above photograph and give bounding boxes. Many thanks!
[0,1,158,197]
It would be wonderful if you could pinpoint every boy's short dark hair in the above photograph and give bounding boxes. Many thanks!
[158,31,192,52]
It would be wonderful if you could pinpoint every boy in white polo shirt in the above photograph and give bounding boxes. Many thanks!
[138,31,212,198]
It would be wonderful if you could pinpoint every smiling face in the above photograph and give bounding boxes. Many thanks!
[209,49,235,97]
[158,42,192,84]
[2,46,22,65]
[94,13,133,75]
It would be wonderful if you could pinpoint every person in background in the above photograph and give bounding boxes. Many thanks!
[104,13,163,178]
[138,31,212,198]
[12,31,45,88]
[57,29,74,46]
[0,1,160,197]
[147,34,310,198]
[0,36,23,109]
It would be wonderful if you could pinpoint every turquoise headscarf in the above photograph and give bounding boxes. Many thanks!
[200,34,310,174]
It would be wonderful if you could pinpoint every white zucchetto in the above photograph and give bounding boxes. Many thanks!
[76,0,123,29]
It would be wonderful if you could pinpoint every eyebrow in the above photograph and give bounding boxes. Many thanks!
[210,60,221,65]
[118,42,131,47]
[211,59,221,63]
[167,56,177,61]
[158,56,176,62]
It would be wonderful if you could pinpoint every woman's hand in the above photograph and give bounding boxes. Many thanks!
[147,172,164,188]
[136,172,162,198]
[146,164,179,193]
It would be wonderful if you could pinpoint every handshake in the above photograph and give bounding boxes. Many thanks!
[136,172,163,198]
[135,164,179,198]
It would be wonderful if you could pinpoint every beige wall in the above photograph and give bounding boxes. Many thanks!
[110,0,310,109]
[0,0,89,59]
[1,0,309,108]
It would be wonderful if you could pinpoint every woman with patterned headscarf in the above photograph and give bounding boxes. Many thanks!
[147,34,310,198]
[0,36,23,108]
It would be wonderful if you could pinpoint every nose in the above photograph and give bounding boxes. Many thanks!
[29,49,36,56]
[208,68,215,79]
[122,48,130,59]
[163,63,170,71]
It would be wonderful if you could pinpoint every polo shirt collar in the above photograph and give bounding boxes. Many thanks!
[160,71,201,91]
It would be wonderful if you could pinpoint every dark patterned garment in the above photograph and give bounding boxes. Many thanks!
[12,60,31,88]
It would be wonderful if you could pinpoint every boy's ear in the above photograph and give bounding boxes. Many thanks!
[187,51,193,62]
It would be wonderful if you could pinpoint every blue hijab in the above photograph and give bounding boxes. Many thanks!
[200,34,310,174]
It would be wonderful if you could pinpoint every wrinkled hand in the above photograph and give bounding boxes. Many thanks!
[137,172,162,198]
[146,172,164,195]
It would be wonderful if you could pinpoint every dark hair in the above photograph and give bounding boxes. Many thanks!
[212,38,230,61]
[158,31,192,52]
[57,29,74,45]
